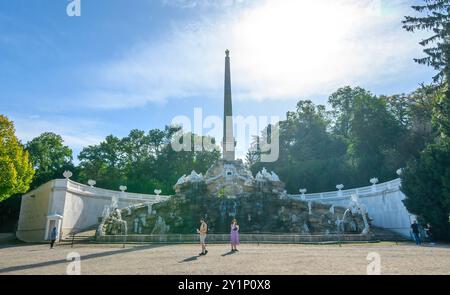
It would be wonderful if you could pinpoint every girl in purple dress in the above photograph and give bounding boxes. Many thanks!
[230,219,240,252]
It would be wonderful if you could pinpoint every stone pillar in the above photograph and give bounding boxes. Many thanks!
[223,49,235,161]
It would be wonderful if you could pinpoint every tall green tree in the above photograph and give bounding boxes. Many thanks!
[401,1,450,240]
[25,132,73,188]
[402,140,450,240]
[0,115,34,202]
[403,0,449,84]
[403,0,450,137]
[328,86,368,139]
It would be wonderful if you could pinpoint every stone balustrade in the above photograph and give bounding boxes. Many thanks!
[66,180,171,203]
[289,178,401,201]
[289,178,413,238]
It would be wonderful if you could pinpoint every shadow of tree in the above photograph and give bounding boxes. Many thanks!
[0,244,167,274]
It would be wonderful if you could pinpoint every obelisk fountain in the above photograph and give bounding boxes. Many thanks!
[222,49,235,162]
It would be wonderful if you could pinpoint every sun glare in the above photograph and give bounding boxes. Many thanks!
[227,0,397,99]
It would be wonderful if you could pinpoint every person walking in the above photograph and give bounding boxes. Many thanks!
[50,227,58,249]
[425,223,435,245]
[230,219,240,252]
[197,218,208,256]
[411,220,421,246]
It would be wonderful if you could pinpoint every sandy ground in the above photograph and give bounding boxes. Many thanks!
[0,242,449,275]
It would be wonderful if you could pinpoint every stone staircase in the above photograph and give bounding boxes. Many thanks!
[370,227,410,242]
[61,226,409,246]
[60,228,97,245]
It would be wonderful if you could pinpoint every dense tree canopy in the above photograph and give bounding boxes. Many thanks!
[25,132,74,189]
[247,86,432,193]
[0,115,34,202]
[78,126,220,195]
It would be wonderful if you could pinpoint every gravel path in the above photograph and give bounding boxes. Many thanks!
[0,242,449,275]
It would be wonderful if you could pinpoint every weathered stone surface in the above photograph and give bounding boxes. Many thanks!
[101,183,368,235]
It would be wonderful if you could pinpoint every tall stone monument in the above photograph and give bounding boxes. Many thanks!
[223,49,235,162]
[174,50,285,198]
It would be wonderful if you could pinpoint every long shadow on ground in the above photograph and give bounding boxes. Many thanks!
[0,244,168,274]
[179,255,199,263]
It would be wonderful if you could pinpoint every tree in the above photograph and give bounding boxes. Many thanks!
[25,132,73,188]
[403,0,449,84]
[0,115,34,202]
[400,1,450,240]
[328,86,368,139]
[328,87,404,185]
[403,0,450,137]
[350,91,405,182]
[384,86,437,162]
[247,85,434,193]
[77,127,220,194]
[78,135,124,190]
[249,100,349,193]
[401,139,450,240]
[245,135,261,168]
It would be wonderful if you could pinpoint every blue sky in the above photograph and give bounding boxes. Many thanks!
[0,0,435,161]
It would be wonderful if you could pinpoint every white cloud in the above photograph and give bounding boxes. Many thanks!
[83,0,429,109]
[11,115,105,150]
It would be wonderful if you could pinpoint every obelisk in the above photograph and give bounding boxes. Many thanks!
[223,49,235,161]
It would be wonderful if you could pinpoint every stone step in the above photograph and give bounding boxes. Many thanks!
[95,233,376,244]
[63,227,408,245]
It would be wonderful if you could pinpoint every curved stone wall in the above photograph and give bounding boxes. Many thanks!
[16,179,170,242]
[289,178,414,237]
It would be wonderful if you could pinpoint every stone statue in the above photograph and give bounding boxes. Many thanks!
[133,217,139,233]
[97,208,128,236]
[262,167,272,179]
[111,195,119,210]
[255,172,263,181]
[229,201,237,217]
[151,216,169,234]
[302,223,310,234]
[187,170,203,182]
[271,171,280,182]
[176,175,186,185]
[291,214,298,223]
[329,205,335,214]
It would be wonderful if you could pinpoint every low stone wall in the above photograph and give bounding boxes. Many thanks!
[96,233,376,244]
